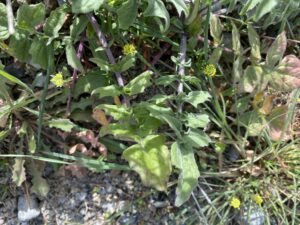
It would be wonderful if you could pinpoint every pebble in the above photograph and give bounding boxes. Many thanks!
[75,192,87,202]
[153,201,168,208]
[17,196,40,222]
[237,204,265,225]
[101,202,115,213]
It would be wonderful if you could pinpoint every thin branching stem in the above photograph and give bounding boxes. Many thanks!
[86,13,129,106]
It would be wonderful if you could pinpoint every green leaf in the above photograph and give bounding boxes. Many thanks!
[0,3,9,40]
[124,70,152,96]
[123,135,171,191]
[185,0,200,25]
[73,69,108,98]
[247,24,261,62]
[113,55,136,73]
[156,75,177,87]
[149,94,174,104]
[70,15,89,40]
[238,65,267,93]
[104,123,139,141]
[230,95,251,113]
[144,0,170,32]
[96,104,131,120]
[266,32,287,68]
[240,0,261,15]
[90,57,111,72]
[171,142,199,206]
[12,158,26,186]
[29,37,52,69]
[183,129,211,148]
[0,68,32,93]
[9,32,31,62]
[232,55,245,84]
[71,0,105,13]
[117,0,138,30]
[44,6,66,37]
[253,0,279,22]
[146,104,182,137]
[66,42,84,72]
[27,127,36,153]
[208,47,223,64]
[210,14,222,46]
[28,161,49,197]
[92,85,122,98]
[17,3,45,32]
[46,118,78,132]
[185,113,210,129]
[167,0,188,16]
[239,110,266,136]
[232,22,242,55]
[183,91,211,108]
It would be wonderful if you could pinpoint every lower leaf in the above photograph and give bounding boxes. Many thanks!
[171,142,200,206]
[123,135,171,191]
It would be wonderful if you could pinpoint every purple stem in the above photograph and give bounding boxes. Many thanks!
[66,35,85,116]
[177,33,187,94]
[86,13,125,88]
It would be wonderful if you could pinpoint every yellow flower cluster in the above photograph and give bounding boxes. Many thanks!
[51,72,64,87]
[123,44,136,56]
[253,194,263,205]
[230,197,241,209]
[230,194,263,209]
[203,64,217,77]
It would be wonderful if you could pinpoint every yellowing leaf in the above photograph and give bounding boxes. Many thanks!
[259,95,274,115]
[12,158,26,186]
[123,135,171,191]
[92,108,109,126]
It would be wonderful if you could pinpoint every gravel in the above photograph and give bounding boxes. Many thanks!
[17,196,40,222]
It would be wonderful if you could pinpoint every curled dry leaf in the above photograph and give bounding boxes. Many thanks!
[69,143,97,157]
[98,143,107,158]
[74,130,108,157]
[243,165,263,177]
[77,130,98,148]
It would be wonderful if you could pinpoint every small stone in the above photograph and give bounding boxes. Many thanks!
[153,201,168,208]
[75,192,87,202]
[106,185,114,194]
[17,196,41,222]
[237,204,265,225]
[68,198,78,209]
[102,202,115,213]
[117,201,130,212]
[0,218,5,225]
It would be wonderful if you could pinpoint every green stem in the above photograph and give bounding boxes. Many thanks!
[37,44,54,151]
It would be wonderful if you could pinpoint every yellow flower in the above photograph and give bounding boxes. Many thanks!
[203,64,217,77]
[253,194,263,205]
[230,197,241,209]
[123,44,136,56]
[51,72,64,87]
[297,98,300,103]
